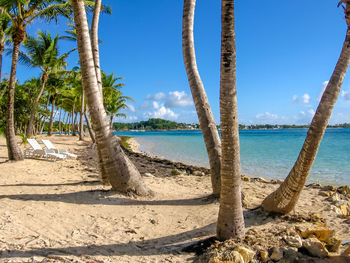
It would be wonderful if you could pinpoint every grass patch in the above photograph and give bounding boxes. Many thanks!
[119,136,132,150]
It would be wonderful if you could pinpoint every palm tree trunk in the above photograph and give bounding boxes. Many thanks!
[90,0,108,182]
[0,41,4,80]
[65,113,70,135]
[262,3,350,214]
[182,0,222,196]
[216,0,245,240]
[6,41,23,161]
[79,88,85,140]
[84,108,95,143]
[72,0,152,195]
[58,108,63,135]
[109,115,113,129]
[27,73,48,137]
[48,96,56,136]
[91,0,103,95]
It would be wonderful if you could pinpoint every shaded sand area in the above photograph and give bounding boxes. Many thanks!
[0,135,349,262]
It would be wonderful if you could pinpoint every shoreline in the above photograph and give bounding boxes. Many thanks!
[123,136,349,190]
[123,136,349,187]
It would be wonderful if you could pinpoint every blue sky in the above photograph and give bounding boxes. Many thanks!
[3,0,350,124]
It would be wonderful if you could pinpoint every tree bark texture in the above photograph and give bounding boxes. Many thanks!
[91,0,103,95]
[216,0,245,240]
[0,41,4,80]
[79,88,85,140]
[6,41,23,160]
[182,0,222,196]
[48,96,56,136]
[262,2,350,214]
[72,0,152,195]
[84,107,96,143]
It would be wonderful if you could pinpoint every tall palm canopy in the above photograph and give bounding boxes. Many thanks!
[20,31,67,73]
[21,30,67,137]
[0,0,71,161]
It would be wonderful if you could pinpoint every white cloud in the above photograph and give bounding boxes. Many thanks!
[164,91,193,108]
[146,91,193,107]
[152,101,160,109]
[292,94,310,104]
[144,105,179,120]
[256,112,278,120]
[145,92,166,100]
[341,90,350,100]
[302,94,310,104]
[152,92,166,100]
[255,112,279,123]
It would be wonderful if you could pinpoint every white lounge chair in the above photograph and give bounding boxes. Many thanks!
[24,138,67,161]
[41,139,77,159]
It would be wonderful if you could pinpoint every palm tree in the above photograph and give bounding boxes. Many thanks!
[262,0,350,214]
[216,0,245,240]
[0,13,11,80]
[0,0,70,160]
[102,71,132,128]
[72,0,152,195]
[20,31,68,137]
[182,0,222,196]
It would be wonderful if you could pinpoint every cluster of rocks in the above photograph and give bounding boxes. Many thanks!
[320,185,350,218]
[204,228,350,263]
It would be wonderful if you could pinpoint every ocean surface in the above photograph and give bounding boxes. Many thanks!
[115,129,350,186]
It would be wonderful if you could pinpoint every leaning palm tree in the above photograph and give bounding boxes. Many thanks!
[20,31,68,137]
[0,0,71,160]
[72,0,151,195]
[182,0,222,196]
[216,0,245,240]
[0,13,11,80]
[262,0,350,214]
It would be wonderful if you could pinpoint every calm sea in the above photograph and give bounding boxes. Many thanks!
[115,129,350,186]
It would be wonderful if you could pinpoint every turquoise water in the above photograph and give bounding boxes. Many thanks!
[115,129,350,185]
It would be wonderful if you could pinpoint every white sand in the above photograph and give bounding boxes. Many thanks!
[0,135,348,262]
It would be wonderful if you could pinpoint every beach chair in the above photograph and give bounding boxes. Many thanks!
[41,139,77,159]
[24,138,67,161]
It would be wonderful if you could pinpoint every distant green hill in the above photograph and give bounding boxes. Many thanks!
[113,118,199,131]
[113,118,350,131]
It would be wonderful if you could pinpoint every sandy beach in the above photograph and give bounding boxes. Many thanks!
[0,135,349,262]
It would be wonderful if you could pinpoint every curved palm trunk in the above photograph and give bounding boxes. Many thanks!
[216,0,245,240]
[48,96,56,136]
[109,115,113,129]
[262,3,350,214]
[59,108,63,135]
[91,0,103,95]
[26,73,48,137]
[6,41,23,161]
[65,113,70,135]
[79,88,85,140]
[84,107,96,143]
[182,0,222,196]
[0,41,4,80]
[91,0,108,181]
[72,0,152,195]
